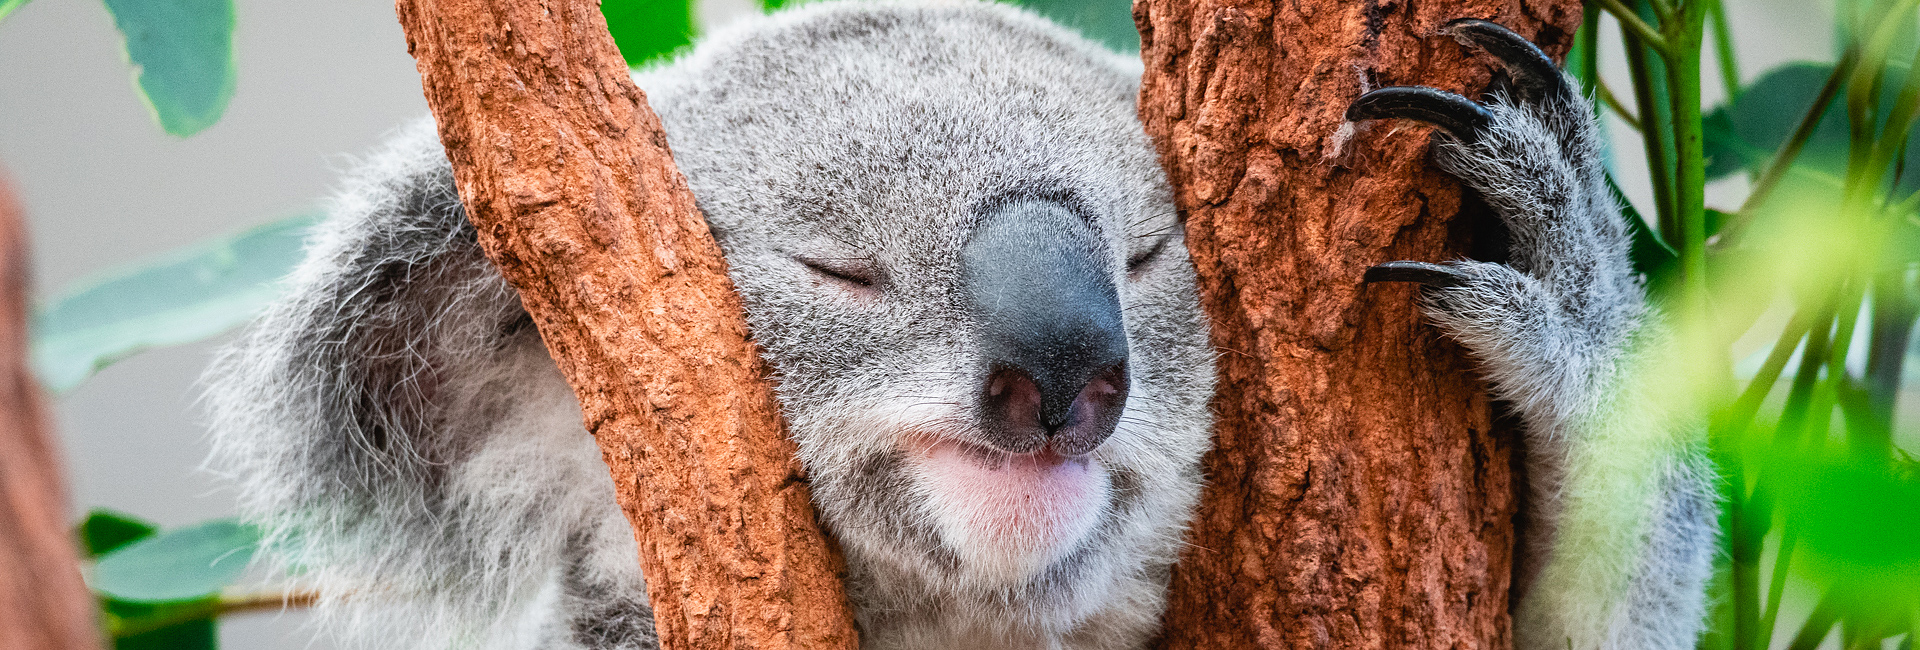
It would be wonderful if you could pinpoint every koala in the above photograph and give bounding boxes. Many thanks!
[201,3,1715,650]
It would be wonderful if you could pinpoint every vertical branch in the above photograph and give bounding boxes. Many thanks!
[391,1,858,648]
[1134,0,1583,646]
[0,170,99,650]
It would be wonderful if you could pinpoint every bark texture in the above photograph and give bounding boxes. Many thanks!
[392,2,858,648]
[0,172,99,650]
[1135,1,1582,647]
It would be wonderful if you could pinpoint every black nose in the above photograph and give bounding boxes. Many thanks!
[964,198,1130,456]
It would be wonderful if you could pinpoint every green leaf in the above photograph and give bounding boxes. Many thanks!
[603,0,695,67]
[1772,450,1920,611]
[1609,172,1680,298]
[106,598,218,650]
[92,519,258,603]
[101,0,236,137]
[79,510,159,559]
[0,0,29,24]
[32,214,316,393]
[1702,61,1920,196]
[1009,0,1139,52]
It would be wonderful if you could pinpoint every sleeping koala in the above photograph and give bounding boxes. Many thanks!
[202,2,1715,649]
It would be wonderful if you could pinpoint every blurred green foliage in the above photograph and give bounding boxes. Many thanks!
[79,511,261,650]
[32,214,315,393]
[1581,0,1920,647]
[100,0,236,137]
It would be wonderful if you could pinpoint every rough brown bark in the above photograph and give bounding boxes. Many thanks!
[1135,1,1582,647]
[0,172,100,650]
[391,2,858,648]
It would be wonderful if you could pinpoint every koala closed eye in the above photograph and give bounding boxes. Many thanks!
[1126,235,1170,278]
[795,255,881,294]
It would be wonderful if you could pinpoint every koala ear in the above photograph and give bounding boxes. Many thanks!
[234,152,531,497]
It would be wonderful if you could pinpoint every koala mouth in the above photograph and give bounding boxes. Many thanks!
[906,435,1111,581]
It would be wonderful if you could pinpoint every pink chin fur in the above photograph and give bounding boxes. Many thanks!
[907,436,1110,575]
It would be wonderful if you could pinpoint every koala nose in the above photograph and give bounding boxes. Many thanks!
[981,360,1129,455]
[964,198,1130,456]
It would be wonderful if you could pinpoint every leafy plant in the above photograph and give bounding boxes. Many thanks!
[1573,0,1920,647]
[32,214,315,393]
[78,511,278,650]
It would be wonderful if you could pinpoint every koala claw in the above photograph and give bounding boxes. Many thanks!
[1441,18,1570,104]
[1346,86,1492,142]
[1363,260,1469,289]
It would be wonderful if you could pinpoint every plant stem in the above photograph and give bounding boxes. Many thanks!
[1725,308,1817,430]
[1600,0,1673,54]
[1665,2,1711,321]
[1599,78,1644,130]
[1759,527,1800,650]
[1707,0,1740,99]
[1572,3,1601,98]
[1864,271,1917,458]
[108,590,320,638]
[1786,595,1841,650]
[1626,32,1680,238]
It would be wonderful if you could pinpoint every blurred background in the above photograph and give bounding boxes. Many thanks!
[0,0,1869,647]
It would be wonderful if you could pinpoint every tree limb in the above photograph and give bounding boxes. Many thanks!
[391,1,859,647]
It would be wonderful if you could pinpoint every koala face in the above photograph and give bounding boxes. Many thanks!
[636,2,1215,636]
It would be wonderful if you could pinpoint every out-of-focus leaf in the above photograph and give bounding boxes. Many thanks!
[92,518,258,603]
[80,510,159,559]
[0,0,29,23]
[1010,0,1138,52]
[106,598,218,650]
[1702,63,1842,181]
[1772,448,1920,610]
[1611,173,1680,297]
[603,0,694,67]
[101,0,236,137]
[32,214,315,393]
[1703,61,1920,197]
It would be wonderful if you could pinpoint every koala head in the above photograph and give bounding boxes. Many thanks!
[635,1,1216,638]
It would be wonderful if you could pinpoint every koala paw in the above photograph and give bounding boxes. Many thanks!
[1349,19,1648,421]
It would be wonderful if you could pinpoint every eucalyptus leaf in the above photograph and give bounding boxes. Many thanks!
[32,213,315,393]
[92,519,258,603]
[0,0,29,24]
[101,0,236,137]
[1702,61,1920,195]
[80,509,159,559]
[106,598,218,650]
[603,0,695,67]
[1774,450,1920,611]
[1010,0,1138,52]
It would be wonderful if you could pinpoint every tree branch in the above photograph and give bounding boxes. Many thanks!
[391,1,858,648]
[1136,0,1584,645]
[0,169,99,650]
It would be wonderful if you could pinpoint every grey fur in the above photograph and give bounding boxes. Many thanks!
[203,3,1713,649]
[1378,42,1719,650]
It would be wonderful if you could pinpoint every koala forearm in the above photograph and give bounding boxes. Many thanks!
[1350,20,1718,650]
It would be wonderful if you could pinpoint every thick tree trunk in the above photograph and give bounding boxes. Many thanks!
[0,172,99,650]
[1134,1,1582,647]
[392,2,858,648]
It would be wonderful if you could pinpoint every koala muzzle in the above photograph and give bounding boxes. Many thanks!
[964,198,1129,457]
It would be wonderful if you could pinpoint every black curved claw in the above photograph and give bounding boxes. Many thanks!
[1444,18,1569,105]
[1363,261,1469,289]
[1346,86,1492,143]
